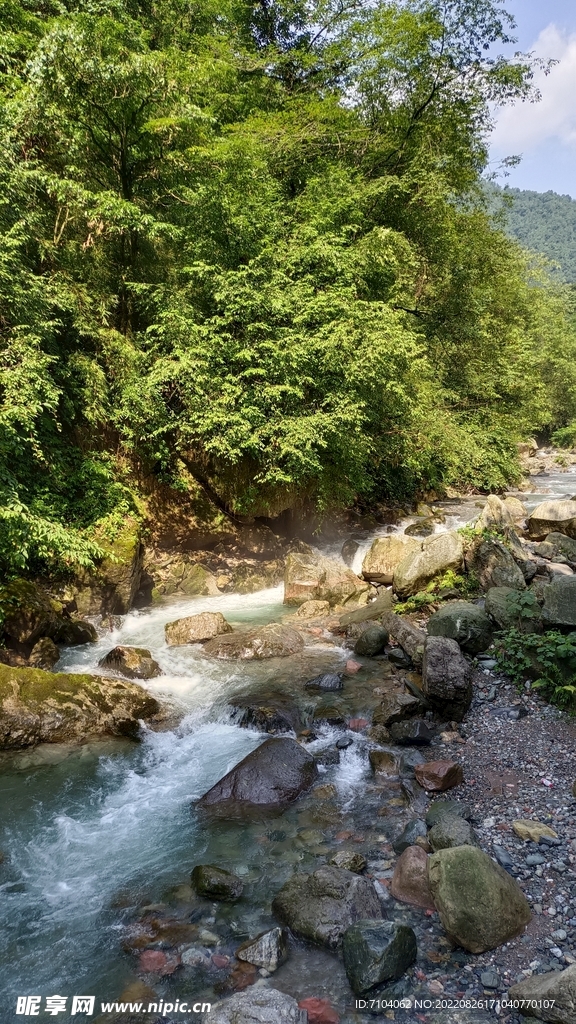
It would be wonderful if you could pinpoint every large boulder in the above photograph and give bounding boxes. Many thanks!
[75,514,144,615]
[208,989,306,1024]
[230,694,302,734]
[362,536,420,585]
[426,601,492,654]
[476,495,515,533]
[390,846,435,909]
[272,865,382,948]
[422,636,472,722]
[197,737,317,815]
[98,645,161,680]
[373,692,422,728]
[507,964,576,1024]
[342,919,417,996]
[284,548,370,607]
[165,612,232,645]
[393,532,464,597]
[0,663,160,750]
[484,586,542,632]
[203,623,304,659]
[528,500,576,540]
[427,846,531,953]
[27,638,60,671]
[541,576,576,626]
[1,579,67,646]
[353,624,389,657]
[465,538,526,591]
[534,532,576,563]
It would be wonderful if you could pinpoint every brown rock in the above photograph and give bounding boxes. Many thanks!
[414,760,463,792]
[390,846,435,909]
[203,623,304,660]
[165,611,232,645]
[369,750,398,776]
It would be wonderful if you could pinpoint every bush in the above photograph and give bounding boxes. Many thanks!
[494,628,576,713]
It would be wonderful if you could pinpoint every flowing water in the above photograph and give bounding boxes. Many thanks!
[1,464,575,1019]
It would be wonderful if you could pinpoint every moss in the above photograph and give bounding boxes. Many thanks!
[0,662,121,707]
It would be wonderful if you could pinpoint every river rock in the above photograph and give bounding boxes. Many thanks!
[293,600,331,619]
[203,623,304,659]
[528,500,576,540]
[209,988,307,1024]
[329,850,367,873]
[391,846,435,909]
[428,815,477,851]
[414,759,464,792]
[0,579,66,646]
[373,692,422,728]
[484,586,542,631]
[74,514,144,614]
[476,495,515,533]
[393,532,464,597]
[369,750,398,776]
[507,963,576,1024]
[362,536,420,585]
[465,538,526,591]
[427,846,531,953]
[422,637,472,722]
[98,645,161,679]
[230,695,302,734]
[504,496,528,524]
[236,928,288,971]
[342,919,417,996]
[380,612,426,667]
[272,865,381,948]
[426,601,492,654]
[304,673,343,691]
[404,518,435,537]
[27,638,60,671]
[541,576,576,626]
[191,864,243,901]
[534,532,576,563]
[165,612,232,645]
[425,800,472,828]
[339,590,393,627]
[389,719,435,745]
[512,820,558,842]
[197,737,317,815]
[284,549,370,607]
[0,663,160,749]
[353,624,389,657]
[393,819,427,854]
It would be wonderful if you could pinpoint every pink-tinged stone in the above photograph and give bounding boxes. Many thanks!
[298,997,340,1024]
[348,718,369,732]
[390,846,435,910]
[414,759,463,791]
[345,659,362,673]
[138,950,180,975]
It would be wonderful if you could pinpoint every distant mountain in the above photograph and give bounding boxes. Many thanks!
[491,186,576,282]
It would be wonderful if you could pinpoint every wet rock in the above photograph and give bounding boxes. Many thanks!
[304,673,343,692]
[512,820,559,842]
[55,619,98,645]
[380,612,426,667]
[414,760,464,792]
[373,692,421,728]
[387,648,413,668]
[362,536,420,585]
[298,998,339,1024]
[425,800,472,828]
[27,638,59,671]
[480,969,499,990]
[98,645,161,680]
[272,865,382,949]
[393,532,464,598]
[354,625,389,657]
[428,815,477,851]
[209,988,307,1024]
[191,864,243,901]
[391,846,435,909]
[336,736,353,750]
[427,846,531,953]
[198,737,317,816]
[426,601,493,655]
[338,590,393,627]
[541,576,576,626]
[404,518,435,537]
[203,624,305,660]
[165,612,232,645]
[484,586,542,631]
[293,600,331,619]
[528,500,576,540]
[0,663,160,749]
[342,538,360,566]
[422,637,472,722]
[389,719,435,746]
[284,549,370,607]
[508,963,576,1024]
[342,919,417,995]
[393,819,427,854]
[236,927,288,971]
[329,850,367,873]
[465,538,526,591]
[230,695,301,734]
[76,514,144,614]
[369,750,398,776]
[138,949,180,975]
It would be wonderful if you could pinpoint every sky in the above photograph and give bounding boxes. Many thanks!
[489,0,576,197]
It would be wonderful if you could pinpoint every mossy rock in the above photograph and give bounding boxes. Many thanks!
[73,515,144,615]
[0,579,63,645]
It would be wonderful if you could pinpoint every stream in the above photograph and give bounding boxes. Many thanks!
[1,465,575,1019]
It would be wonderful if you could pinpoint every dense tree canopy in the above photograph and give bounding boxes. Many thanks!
[1,0,576,574]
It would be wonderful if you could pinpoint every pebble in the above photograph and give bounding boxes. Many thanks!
[526,854,546,866]
[480,969,499,989]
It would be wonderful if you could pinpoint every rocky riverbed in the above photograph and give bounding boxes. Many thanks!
[2,463,576,1024]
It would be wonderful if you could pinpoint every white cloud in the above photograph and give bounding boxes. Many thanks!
[492,24,576,150]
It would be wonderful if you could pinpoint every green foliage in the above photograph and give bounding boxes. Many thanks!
[1,0,576,570]
[394,568,479,614]
[492,186,576,283]
[551,422,576,449]
[494,628,576,713]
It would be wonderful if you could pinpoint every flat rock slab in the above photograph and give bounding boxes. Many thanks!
[512,819,559,842]
[197,737,318,816]
[203,623,304,659]
[272,865,382,949]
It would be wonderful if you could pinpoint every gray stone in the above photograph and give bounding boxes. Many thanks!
[362,535,420,585]
[480,970,499,989]
[507,963,576,1024]
[165,611,232,645]
[485,586,542,631]
[373,692,422,727]
[191,864,243,901]
[393,532,464,597]
[304,673,343,691]
[389,719,435,745]
[203,623,305,659]
[197,737,317,815]
[528,500,576,541]
[541,576,576,626]
[426,601,493,654]
[535,532,576,562]
[354,625,389,657]
[428,815,478,851]
[466,538,526,591]
[422,636,472,722]
[339,590,394,627]
[393,819,427,854]
[425,800,472,828]
[236,927,288,971]
[342,919,417,996]
[329,850,367,873]
[284,548,370,607]
[272,865,382,948]
[380,612,426,667]
[208,988,307,1024]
